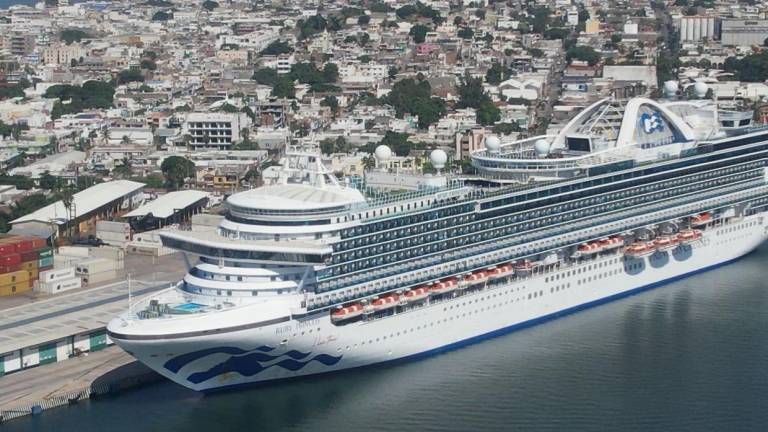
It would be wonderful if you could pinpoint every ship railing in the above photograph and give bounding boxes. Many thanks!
[311,182,767,309]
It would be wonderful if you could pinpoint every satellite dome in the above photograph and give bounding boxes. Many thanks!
[693,81,709,98]
[484,135,501,152]
[533,139,550,157]
[430,149,448,170]
[374,145,392,161]
[663,80,678,97]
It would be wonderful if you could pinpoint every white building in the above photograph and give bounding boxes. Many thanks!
[182,112,251,150]
[680,16,716,42]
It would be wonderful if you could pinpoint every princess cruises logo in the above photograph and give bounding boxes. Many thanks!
[640,111,665,134]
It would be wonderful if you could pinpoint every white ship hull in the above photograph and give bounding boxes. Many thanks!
[111,215,768,392]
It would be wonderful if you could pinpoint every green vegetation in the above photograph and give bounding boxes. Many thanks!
[297,15,327,39]
[383,78,446,129]
[44,81,115,119]
[485,63,508,85]
[0,121,28,140]
[202,0,218,11]
[457,73,500,126]
[566,45,601,66]
[395,2,442,24]
[409,24,430,44]
[320,136,352,155]
[0,85,25,100]
[323,63,339,82]
[152,11,172,21]
[379,131,411,157]
[320,96,339,116]
[260,40,293,56]
[0,174,34,190]
[117,69,144,84]
[723,52,768,82]
[457,27,474,39]
[140,59,156,70]
[272,77,296,98]
[60,29,90,44]
[160,156,195,190]
[133,174,164,189]
[493,122,522,135]
[252,67,278,86]
[358,15,370,26]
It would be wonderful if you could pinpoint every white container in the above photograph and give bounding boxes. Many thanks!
[80,269,118,286]
[38,266,77,283]
[37,276,82,294]
[76,257,117,275]
[57,246,91,257]
[97,231,131,242]
[96,220,131,234]
[89,246,125,268]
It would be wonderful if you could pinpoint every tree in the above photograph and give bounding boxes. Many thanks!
[476,100,500,126]
[457,27,474,39]
[297,15,327,39]
[260,41,293,56]
[137,174,164,189]
[358,15,370,26]
[379,131,411,157]
[112,157,133,179]
[202,0,218,11]
[358,55,372,63]
[322,63,339,82]
[152,11,172,21]
[117,69,144,84]
[358,32,371,47]
[566,45,601,66]
[320,96,340,116]
[457,73,490,109]
[485,63,505,85]
[140,59,157,70]
[272,77,296,98]
[60,29,90,44]
[39,171,59,190]
[410,24,429,43]
[611,34,622,44]
[290,62,325,84]
[383,78,446,129]
[493,122,521,135]
[160,156,195,190]
[252,67,278,86]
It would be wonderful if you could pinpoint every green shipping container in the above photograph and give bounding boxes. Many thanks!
[39,343,57,365]
[37,248,53,259]
[38,257,53,268]
[90,331,107,351]
[0,355,4,374]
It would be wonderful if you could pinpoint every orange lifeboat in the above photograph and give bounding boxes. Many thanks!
[574,242,601,258]
[430,277,458,295]
[690,212,711,227]
[371,293,399,311]
[677,229,702,244]
[488,263,514,280]
[403,286,430,303]
[653,235,679,251]
[598,235,624,250]
[330,303,364,323]
[463,270,489,286]
[624,242,655,258]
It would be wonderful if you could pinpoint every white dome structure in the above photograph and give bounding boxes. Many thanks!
[484,135,501,152]
[374,145,392,162]
[693,81,709,98]
[534,139,550,158]
[663,80,678,97]
[430,149,448,171]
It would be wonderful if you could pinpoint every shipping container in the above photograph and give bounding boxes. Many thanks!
[0,264,20,273]
[36,276,81,294]
[0,270,30,285]
[38,343,57,365]
[0,253,20,266]
[96,220,131,234]
[20,250,38,262]
[38,256,54,268]
[0,244,15,256]
[80,269,117,286]
[39,266,76,282]
[11,239,34,253]
[0,279,32,296]
[90,331,108,351]
[37,247,53,259]
[28,237,46,249]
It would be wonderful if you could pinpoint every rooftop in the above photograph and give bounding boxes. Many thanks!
[124,190,210,219]
[11,180,145,226]
[226,183,365,212]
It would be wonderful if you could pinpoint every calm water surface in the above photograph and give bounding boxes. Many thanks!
[9,245,768,431]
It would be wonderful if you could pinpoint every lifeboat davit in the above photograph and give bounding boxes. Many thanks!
[488,263,514,280]
[403,286,430,303]
[330,303,364,323]
[653,235,679,251]
[690,212,711,227]
[624,242,655,258]
[677,229,702,245]
[430,278,458,295]
[514,260,536,276]
[371,293,399,311]
[598,236,624,250]
[573,242,601,258]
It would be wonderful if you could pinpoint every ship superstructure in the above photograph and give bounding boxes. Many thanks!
[108,90,768,391]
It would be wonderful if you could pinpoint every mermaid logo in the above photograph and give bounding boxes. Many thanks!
[163,345,343,384]
[640,111,665,134]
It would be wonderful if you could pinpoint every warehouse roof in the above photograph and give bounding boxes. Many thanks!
[124,190,209,219]
[11,180,145,225]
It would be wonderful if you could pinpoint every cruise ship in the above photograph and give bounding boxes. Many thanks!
[108,85,768,392]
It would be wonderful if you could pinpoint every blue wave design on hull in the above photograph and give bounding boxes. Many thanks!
[164,345,275,373]
[187,352,343,384]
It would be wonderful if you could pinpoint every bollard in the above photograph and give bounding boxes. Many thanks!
[30,405,43,416]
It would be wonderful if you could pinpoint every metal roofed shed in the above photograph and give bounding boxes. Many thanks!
[10,180,145,239]
[124,190,210,231]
